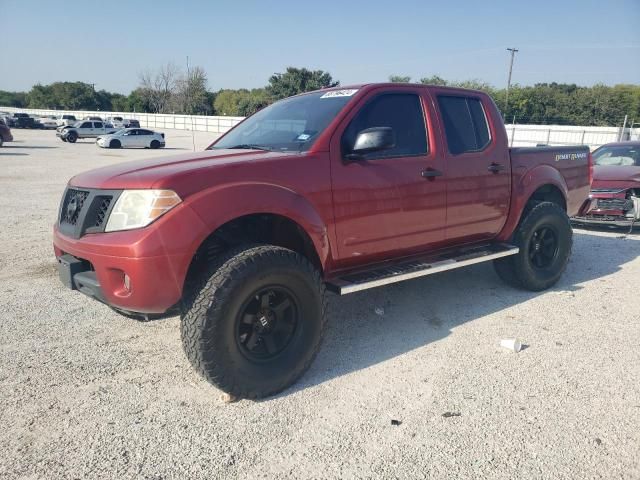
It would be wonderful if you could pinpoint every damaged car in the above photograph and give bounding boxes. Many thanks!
[573,141,640,229]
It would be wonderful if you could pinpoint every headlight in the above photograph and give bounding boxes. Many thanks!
[105,189,181,232]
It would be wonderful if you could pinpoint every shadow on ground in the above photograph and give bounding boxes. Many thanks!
[286,229,640,395]
[2,145,58,149]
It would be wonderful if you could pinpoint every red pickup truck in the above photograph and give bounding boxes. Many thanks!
[54,83,592,398]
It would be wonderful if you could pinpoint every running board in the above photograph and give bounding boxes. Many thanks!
[327,243,519,295]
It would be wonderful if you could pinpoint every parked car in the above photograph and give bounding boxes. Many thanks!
[96,128,165,149]
[56,120,117,143]
[35,115,59,129]
[83,116,104,122]
[107,116,125,128]
[123,119,140,128]
[56,115,77,127]
[9,113,36,129]
[572,141,640,229]
[53,83,592,399]
[0,120,13,147]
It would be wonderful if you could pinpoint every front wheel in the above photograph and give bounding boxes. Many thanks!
[109,139,121,149]
[66,132,77,143]
[180,244,326,399]
[494,202,572,291]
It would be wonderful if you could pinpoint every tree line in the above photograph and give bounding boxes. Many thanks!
[0,66,637,127]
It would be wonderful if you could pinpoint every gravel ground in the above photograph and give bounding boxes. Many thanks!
[1,129,639,479]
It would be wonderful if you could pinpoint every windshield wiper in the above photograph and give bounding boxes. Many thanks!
[225,144,272,151]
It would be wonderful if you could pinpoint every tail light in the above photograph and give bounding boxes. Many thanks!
[588,151,594,186]
[160,133,165,139]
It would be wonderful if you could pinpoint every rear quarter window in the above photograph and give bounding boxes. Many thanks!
[437,96,491,155]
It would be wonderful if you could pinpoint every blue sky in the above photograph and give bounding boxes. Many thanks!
[1,0,638,93]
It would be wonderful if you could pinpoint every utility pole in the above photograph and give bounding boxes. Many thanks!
[505,48,518,122]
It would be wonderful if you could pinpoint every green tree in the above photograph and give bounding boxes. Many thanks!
[419,75,448,86]
[0,90,27,107]
[389,75,411,83]
[266,67,338,100]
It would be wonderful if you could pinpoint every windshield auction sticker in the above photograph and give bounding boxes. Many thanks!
[320,89,358,98]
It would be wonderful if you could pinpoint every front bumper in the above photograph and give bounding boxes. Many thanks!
[572,193,640,228]
[53,202,209,314]
[572,215,638,227]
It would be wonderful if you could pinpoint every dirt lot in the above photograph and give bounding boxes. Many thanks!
[0,129,639,479]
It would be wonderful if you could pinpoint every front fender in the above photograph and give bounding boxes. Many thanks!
[497,164,569,241]
[184,181,332,270]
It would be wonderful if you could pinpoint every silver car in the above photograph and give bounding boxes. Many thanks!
[96,128,165,149]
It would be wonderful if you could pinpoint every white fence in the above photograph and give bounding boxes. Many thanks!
[2,106,638,148]
[0,106,244,134]
[505,124,639,148]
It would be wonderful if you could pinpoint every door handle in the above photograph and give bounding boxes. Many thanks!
[421,168,443,179]
[488,163,505,173]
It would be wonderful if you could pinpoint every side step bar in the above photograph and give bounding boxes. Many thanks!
[327,243,519,295]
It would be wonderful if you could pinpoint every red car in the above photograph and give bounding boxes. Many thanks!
[573,141,640,229]
[53,83,591,398]
[0,119,13,147]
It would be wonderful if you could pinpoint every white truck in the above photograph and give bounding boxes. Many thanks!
[56,120,117,143]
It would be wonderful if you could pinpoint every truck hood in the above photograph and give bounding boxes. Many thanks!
[593,165,640,182]
[69,148,297,195]
[592,165,640,191]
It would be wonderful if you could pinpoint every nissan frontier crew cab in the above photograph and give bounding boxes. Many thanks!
[54,83,593,399]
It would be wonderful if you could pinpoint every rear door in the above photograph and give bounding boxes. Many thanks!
[93,121,104,136]
[330,87,447,267]
[435,93,511,243]
[137,129,153,147]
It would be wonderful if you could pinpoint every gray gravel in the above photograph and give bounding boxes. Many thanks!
[1,129,639,479]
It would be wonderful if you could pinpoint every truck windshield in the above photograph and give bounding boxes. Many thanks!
[594,145,640,167]
[210,90,356,152]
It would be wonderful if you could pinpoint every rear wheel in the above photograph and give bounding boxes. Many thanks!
[66,132,77,143]
[150,139,160,149]
[494,202,572,291]
[180,244,326,399]
[110,139,121,149]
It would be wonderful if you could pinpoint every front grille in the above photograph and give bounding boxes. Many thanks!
[596,198,632,211]
[58,188,121,238]
[60,189,89,225]
[93,197,112,227]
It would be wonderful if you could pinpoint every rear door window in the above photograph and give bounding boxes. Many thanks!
[342,93,427,159]
[437,96,491,155]
[94,122,103,129]
[80,122,92,128]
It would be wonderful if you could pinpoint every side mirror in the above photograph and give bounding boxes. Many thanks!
[346,127,395,161]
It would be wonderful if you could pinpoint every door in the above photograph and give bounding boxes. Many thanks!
[79,121,92,137]
[330,89,447,267]
[93,121,104,136]
[122,129,139,147]
[137,129,153,147]
[435,94,511,242]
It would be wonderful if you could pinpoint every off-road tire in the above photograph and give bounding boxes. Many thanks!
[494,202,572,291]
[180,244,327,399]
[110,139,121,149]
[150,139,160,149]
[66,132,77,143]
